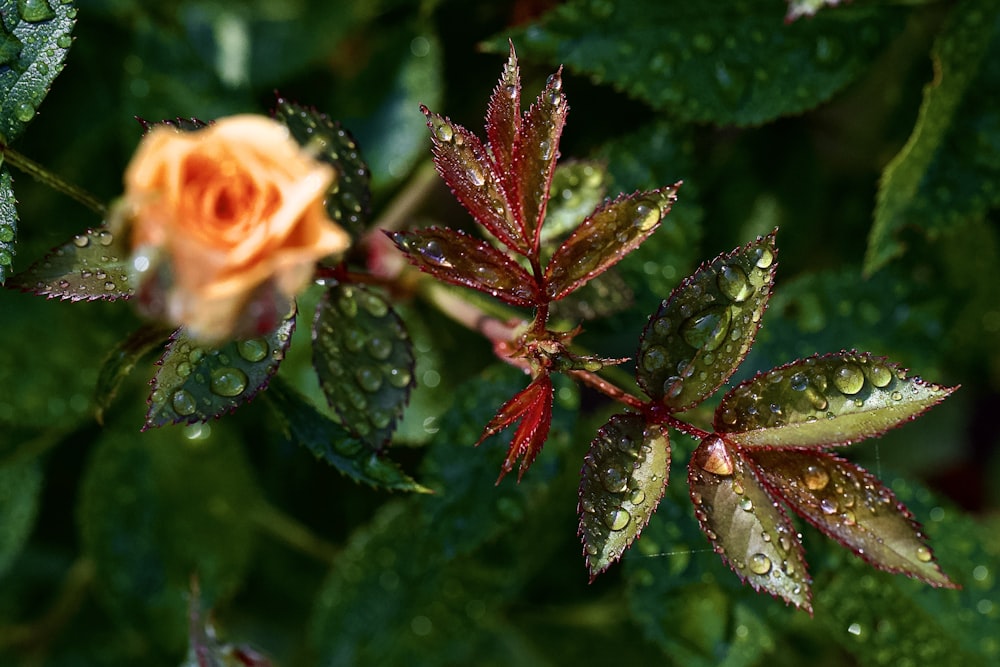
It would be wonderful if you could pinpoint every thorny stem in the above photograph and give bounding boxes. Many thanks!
[1,145,107,216]
[251,500,340,565]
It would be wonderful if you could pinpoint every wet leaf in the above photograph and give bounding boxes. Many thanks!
[749,449,955,588]
[135,116,210,133]
[145,308,295,429]
[579,412,669,579]
[7,225,134,301]
[94,323,173,425]
[390,227,539,307]
[0,0,76,142]
[715,351,957,448]
[485,42,521,184]
[274,97,371,241]
[545,184,679,301]
[312,283,415,449]
[0,459,41,578]
[0,168,16,283]
[540,161,609,245]
[688,435,812,611]
[637,230,777,411]
[476,373,553,482]
[264,377,428,494]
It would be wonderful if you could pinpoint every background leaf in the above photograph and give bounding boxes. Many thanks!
[0,459,41,579]
[0,168,16,283]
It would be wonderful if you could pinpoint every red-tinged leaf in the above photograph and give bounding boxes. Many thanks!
[476,374,553,482]
[486,42,521,182]
[7,225,134,301]
[578,413,670,579]
[390,227,539,307]
[512,67,568,249]
[545,184,680,301]
[421,107,526,254]
[748,449,956,588]
[636,230,778,411]
[715,351,958,448]
[689,434,812,611]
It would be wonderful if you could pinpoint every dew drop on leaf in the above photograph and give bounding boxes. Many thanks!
[754,246,774,269]
[18,0,56,22]
[209,368,248,397]
[172,389,197,416]
[356,366,383,393]
[680,305,731,351]
[694,434,733,475]
[387,368,411,389]
[236,339,269,363]
[749,553,772,575]
[717,264,752,302]
[605,508,631,531]
[72,234,89,248]
[631,199,661,231]
[869,363,892,388]
[803,464,830,491]
[833,363,865,395]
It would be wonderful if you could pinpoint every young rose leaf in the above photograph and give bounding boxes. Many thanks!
[273,96,371,240]
[748,449,955,588]
[421,108,526,254]
[539,161,609,245]
[715,351,957,448]
[545,184,680,301]
[637,230,777,411]
[578,412,669,579]
[485,42,521,183]
[390,227,539,307]
[136,117,210,133]
[94,323,174,425]
[313,283,415,449]
[0,168,16,283]
[477,373,553,482]
[264,378,429,494]
[7,225,134,301]
[145,308,295,429]
[689,435,812,611]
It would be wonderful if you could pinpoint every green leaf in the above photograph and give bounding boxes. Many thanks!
[539,161,609,245]
[489,0,901,126]
[549,268,632,323]
[689,435,812,611]
[579,412,669,578]
[312,283,415,448]
[785,0,844,22]
[715,351,957,448]
[264,377,428,494]
[94,324,173,425]
[7,225,134,300]
[544,184,679,301]
[0,167,16,283]
[749,449,954,588]
[145,307,295,429]
[78,422,259,654]
[0,459,41,578]
[637,231,777,411]
[273,97,371,241]
[0,0,76,142]
[867,0,1000,273]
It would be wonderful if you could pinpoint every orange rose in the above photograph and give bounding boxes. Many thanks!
[116,115,351,342]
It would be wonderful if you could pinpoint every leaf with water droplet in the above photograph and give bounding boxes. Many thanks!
[545,184,680,301]
[0,0,75,141]
[485,41,521,185]
[274,96,372,241]
[7,225,134,301]
[715,350,957,448]
[0,167,17,284]
[578,412,670,579]
[637,230,777,411]
[688,434,812,611]
[390,227,539,307]
[94,323,174,425]
[144,307,295,429]
[549,266,633,322]
[312,283,415,449]
[476,373,553,482]
[749,449,955,588]
[264,377,429,494]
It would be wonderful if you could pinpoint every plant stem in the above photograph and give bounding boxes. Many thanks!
[0,557,94,653]
[251,500,340,565]
[568,369,646,409]
[1,145,106,216]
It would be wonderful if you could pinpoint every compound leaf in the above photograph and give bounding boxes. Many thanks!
[477,373,553,482]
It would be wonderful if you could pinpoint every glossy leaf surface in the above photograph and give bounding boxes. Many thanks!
[750,449,954,588]
[689,435,812,611]
[145,308,295,429]
[715,351,957,448]
[391,227,539,307]
[579,412,669,578]
[485,44,521,182]
[0,168,15,283]
[313,283,415,449]
[7,225,134,301]
[476,373,553,482]
[637,231,777,411]
[545,184,679,301]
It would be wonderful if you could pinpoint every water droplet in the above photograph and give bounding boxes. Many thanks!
[847,622,862,637]
[357,290,389,317]
[605,508,631,531]
[467,164,485,187]
[820,498,838,515]
[749,553,772,575]
[18,0,55,23]
[0,225,14,243]
[209,367,248,397]
[546,73,562,91]
[652,316,671,337]
[790,372,808,391]
[538,139,552,160]
[841,509,857,526]
[720,406,737,425]
[433,121,454,142]
[176,361,192,378]
[72,234,89,248]
[681,305,731,351]
[663,376,684,399]
[104,281,116,291]
[387,368,411,388]
[915,546,932,562]
[172,389,197,416]
[602,466,628,493]
[740,498,753,511]
[629,489,646,504]
[416,238,450,266]
[56,33,72,48]
[365,336,392,361]
[868,363,892,388]
[13,101,34,123]
[717,265,752,302]
[97,230,114,246]
[833,364,865,395]
[632,198,661,231]
[503,84,516,99]
[803,464,830,490]
[343,328,366,352]
[754,246,774,269]
[642,345,669,372]
[356,366,383,393]
[696,435,733,475]
[237,338,269,362]
[891,391,902,401]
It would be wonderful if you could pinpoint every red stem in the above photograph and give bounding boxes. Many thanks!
[568,370,646,410]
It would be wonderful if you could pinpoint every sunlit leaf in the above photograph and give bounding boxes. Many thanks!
[540,161,609,245]
[274,96,371,241]
[145,308,295,429]
[545,184,679,301]
[94,323,173,425]
[579,412,669,579]
[7,225,134,301]
[391,227,539,307]
[485,42,521,186]
[688,435,812,611]
[749,449,955,588]
[715,351,957,448]
[0,459,41,578]
[0,168,16,283]
[264,377,428,494]
[477,373,553,482]
[312,283,415,449]
[637,230,777,411]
